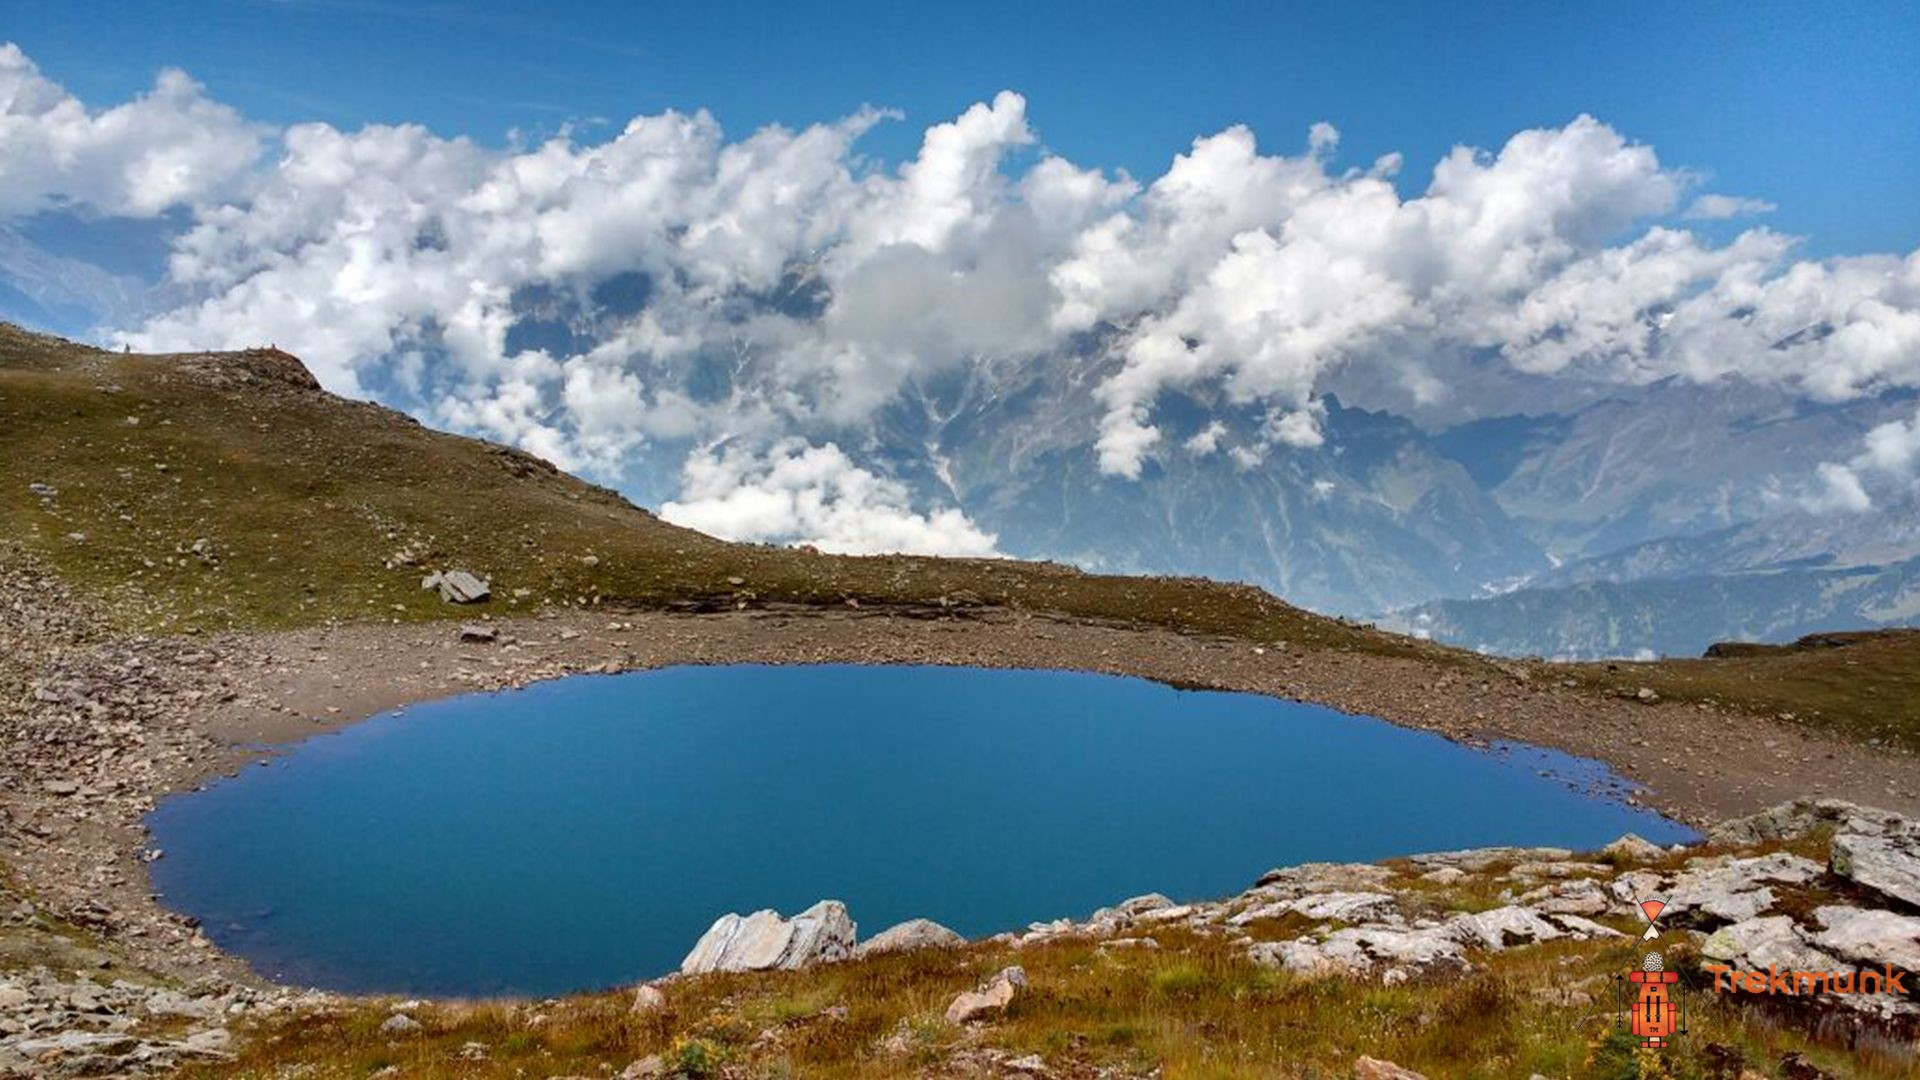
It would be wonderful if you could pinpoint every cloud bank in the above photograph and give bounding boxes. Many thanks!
[661,440,1000,557]
[6,42,1920,549]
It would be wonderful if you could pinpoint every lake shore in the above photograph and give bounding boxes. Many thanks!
[7,575,1920,994]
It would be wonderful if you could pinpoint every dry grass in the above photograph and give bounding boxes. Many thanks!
[171,932,1906,1079]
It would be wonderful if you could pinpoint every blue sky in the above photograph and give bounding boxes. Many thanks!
[9,0,1919,257]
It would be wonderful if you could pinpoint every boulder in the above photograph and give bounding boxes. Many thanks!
[1445,906,1566,950]
[458,623,498,644]
[1303,926,1470,976]
[1115,893,1177,916]
[423,569,490,604]
[1287,891,1398,922]
[1408,847,1571,873]
[379,1013,421,1035]
[680,900,855,974]
[1524,877,1612,917]
[946,965,1026,1024]
[1702,916,1837,972]
[1600,833,1666,863]
[630,983,666,1014]
[855,918,964,957]
[1708,798,1907,846]
[1831,831,1920,909]
[1658,852,1823,925]
[1354,1058,1428,1080]
[1807,906,1920,972]
[1255,862,1396,891]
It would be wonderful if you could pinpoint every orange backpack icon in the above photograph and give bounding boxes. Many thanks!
[1618,952,1686,1048]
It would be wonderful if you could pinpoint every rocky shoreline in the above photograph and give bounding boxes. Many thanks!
[6,544,1920,1075]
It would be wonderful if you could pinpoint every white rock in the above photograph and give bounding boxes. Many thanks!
[630,984,666,1014]
[945,965,1026,1024]
[380,1013,421,1035]
[854,918,964,957]
[680,900,855,974]
[1702,916,1836,972]
[1115,893,1176,916]
[1659,852,1823,925]
[431,569,491,604]
[1524,877,1612,917]
[1286,891,1397,922]
[1600,833,1666,863]
[1445,906,1565,950]
[182,1028,233,1054]
[1807,906,1920,972]
[1708,798,1909,845]
[1831,831,1920,909]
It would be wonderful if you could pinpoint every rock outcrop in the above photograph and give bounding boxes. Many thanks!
[680,900,856,974]
[945,965,1026,1024]
[422,569,491,604]
[855,918,964,957]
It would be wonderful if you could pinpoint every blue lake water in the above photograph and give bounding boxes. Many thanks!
[146,664,1694,996]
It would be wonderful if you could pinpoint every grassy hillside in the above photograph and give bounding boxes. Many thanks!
[0,323,1399,653]
[4,321,1919,749]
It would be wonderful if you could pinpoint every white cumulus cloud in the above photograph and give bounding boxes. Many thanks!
[0,43,261,219]
[660,439,1000,557]
[1683,193,1778,220]
[0,42,1913,501]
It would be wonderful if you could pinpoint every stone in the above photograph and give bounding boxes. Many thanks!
[1256,862,1397,891]
[1116,892,1177,916]
[1418,867,1466,885]
[1634,687,1659,704]
[1309,926,1469,976]
[1600,833,1666,864]
[681,900,856,974]
[0,987,28,1009]
[458,623,498,644]
[181,1028,233,1054]
[43,779,78,796]
[1702,916,1837,973]
[621,1056,665,1078]
[855,918,964,957]
[1708,798,1908,846]
[1354,1056,1428,1079]
[1658,852,1823,925]
[630,984,666,1014]
[1807,906,1920,972]
[1831,830,1920,909]
[425,569,490,604]
[11,1032,138,1056]
[379,1013,421,1035]
[1525,877,1612,917]
[1446,906,1565,950]
[1409,846,1572,873]
[1005,1053,1049,1075]
[945,965,1026,1024]
[1287,891,1397,922]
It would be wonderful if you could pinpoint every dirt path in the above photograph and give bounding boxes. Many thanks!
[6,602,1919,987]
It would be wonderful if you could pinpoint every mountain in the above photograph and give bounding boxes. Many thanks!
[1481,379,1914,561]
[878,355,1549,614]
[1386,555,1920,659]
